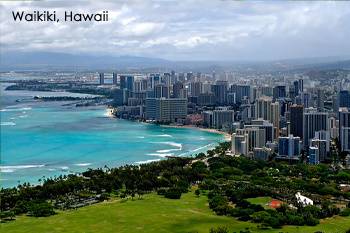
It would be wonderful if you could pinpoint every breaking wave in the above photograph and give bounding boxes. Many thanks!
[1,122,16,126]
[146,153,174,158]
[0,107,32,112]
[74,163,92,167]
[135,159,161,164]
[0,164,45,173]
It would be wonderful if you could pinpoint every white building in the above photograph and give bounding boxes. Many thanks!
[295,192,313,206]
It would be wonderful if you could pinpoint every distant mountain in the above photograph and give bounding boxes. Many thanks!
[0,51,173,71]
[0,51,349,72]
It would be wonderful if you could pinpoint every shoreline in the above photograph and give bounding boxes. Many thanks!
[2,106,228,188]
[160,124,231,141]
[107,107,231,141]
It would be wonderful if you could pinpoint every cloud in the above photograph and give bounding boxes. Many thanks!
[0,0,349,61]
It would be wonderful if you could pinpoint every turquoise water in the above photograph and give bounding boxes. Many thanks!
[0,86,224,188]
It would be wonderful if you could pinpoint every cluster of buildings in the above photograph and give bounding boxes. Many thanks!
[97,70,350,165]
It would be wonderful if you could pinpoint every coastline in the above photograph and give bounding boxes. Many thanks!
[160,124,231,141]
[107,107,231,141]
[2,104,227,188]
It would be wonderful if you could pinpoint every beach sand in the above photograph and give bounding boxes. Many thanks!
[161,125,231,141]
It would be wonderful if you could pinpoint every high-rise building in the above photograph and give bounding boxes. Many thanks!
[186,72,194,81]
[231,133,249,156]
[198,93,216,106]
[230,84,251,104]
[253,147,272,161]
[254,96,280,137]
[212,108,235,129]
[290,104,304,139]
[162,73,172,86]
[145,98,187,123]
[302,92,311,108]
[339,90,350,108]
[154,84,170,98]
[255,96,272,120]
[311,139,328,162]
[211,81,228,105]
[132,91,147,105]
[202,82,212,94]
[246,119,274,143]
[278,135,301,158]
[309,146,320,165]
[99,73,104,85]
[237,104,253,123]
[148,74,160,89]
[317,89,325,110]
[190,82,203,97]
[227,92,236,105]
[172,82,184,98]
[339,108,350,152]
[202,111,213,128]
[113,88,129,106]
[341,127,350,152]
[270,102,280,137]
[178,73,185,82]
[261,86,273,97]
[314,130,330,153]
[298,79,304,93]
[293,80,300,96]
[303,108,328,148]
[133,79,147,92]
[273,85,286,100]
[112,72,118,85]
[120,75,134,91]
[237,127,266,152]
[329,116,338,139]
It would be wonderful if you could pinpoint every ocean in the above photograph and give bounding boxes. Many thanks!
[0,82,224,188]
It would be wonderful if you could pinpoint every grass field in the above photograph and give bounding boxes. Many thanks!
[1,190,350,233]
[246,196,273,208]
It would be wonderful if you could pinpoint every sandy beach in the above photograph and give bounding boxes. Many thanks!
[106,107,231,141]
[161,125,231,141]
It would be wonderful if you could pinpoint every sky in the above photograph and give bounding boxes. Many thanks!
[0,0,350,61]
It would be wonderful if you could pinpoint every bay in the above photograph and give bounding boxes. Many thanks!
[0,83,224,188]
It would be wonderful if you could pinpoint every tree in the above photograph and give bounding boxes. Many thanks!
[0,210,15,221]
[195,189,200,197]
[164,188,182,199]
[28,202,55,217]
[304,216,319,226]
[340,208,350,217]
[251,211,270,223]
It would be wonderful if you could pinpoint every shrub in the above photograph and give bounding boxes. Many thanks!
[195,189,200,197]
[13,200,30,215]
[98,192,110,201]
[164,188,182,199]
[209,195,228,209]
[264,216,281,228]
[285,213,304,226]
[340,208,350,217]
[0,211,15,221]
[304,216,319,226]
[251,211,270,223]
[157,188,167,196]
[27,202,55,217]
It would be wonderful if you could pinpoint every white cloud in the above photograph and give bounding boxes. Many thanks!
[0,0,349,60]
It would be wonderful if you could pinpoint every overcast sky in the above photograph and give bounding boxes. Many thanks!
[1,0,349,61]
